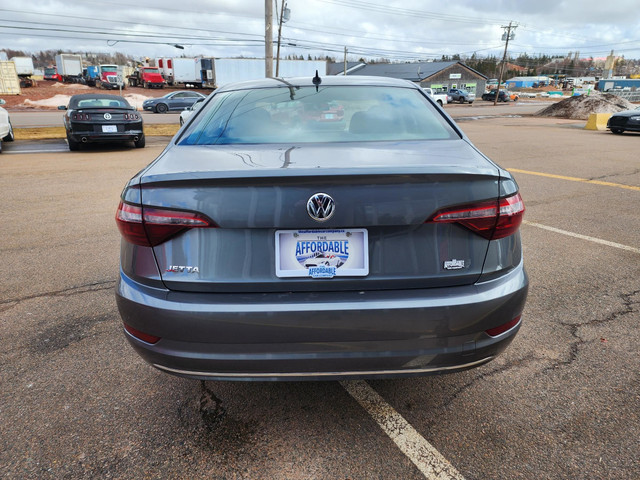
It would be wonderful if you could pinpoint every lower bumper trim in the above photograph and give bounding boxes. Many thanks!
[153,356,495,380]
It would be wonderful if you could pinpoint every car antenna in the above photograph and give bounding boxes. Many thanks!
[312,70,322,92]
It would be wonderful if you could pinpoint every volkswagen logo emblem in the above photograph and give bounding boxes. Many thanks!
[104,113,112,120]
[307,193,335,222]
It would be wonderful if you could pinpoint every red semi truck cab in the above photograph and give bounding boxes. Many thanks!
[132,67,165,88]
[43,67,63,82]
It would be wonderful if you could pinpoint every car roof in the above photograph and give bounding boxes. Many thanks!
[215,75,420,93]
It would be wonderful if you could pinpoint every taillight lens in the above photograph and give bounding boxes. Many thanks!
[486,315,522,337]
[123,323,161,344]
[429,192,524,240]
[115,201,215,246]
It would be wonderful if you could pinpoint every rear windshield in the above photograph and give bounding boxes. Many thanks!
[179,85,458,145]
[73,97,131,109]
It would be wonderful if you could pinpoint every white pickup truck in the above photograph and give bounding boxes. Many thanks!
[422,88,448,107]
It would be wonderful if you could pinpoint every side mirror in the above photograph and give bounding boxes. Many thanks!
[58,105,67,110]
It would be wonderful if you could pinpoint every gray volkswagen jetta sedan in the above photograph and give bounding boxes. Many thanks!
[115,75,528,381]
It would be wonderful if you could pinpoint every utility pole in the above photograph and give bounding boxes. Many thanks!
[275,0,290,77]
[494,21,516,106]
[265,0,273,78]
[344,47,347,75]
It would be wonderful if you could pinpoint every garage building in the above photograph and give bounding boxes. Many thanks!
[329,61,487,96]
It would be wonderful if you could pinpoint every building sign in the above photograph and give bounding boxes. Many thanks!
[449,73,462,79]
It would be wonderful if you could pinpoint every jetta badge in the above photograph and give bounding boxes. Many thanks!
[307,193,335,222]
[104,113,112,120]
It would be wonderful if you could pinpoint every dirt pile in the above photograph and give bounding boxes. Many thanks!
[536,92,635,120]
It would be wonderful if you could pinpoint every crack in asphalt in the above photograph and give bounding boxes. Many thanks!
[588,167,640,182]
[436,290,639,408]
[0,280,117,311]
[541,289,640,375]
[199,381,226,430]
[438,353,539,409]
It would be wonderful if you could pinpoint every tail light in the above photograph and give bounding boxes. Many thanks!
[115,202,216,247]
[428,192,524,240]
[123,323,161,344]
[486,315,522,337]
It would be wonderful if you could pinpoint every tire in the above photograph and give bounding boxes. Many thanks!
[180,117,184,126]
[611,128,624,135]
[4,122,14,142]
[156,103,168,113]
[134,134,146,148]
[436,99,443,107]
[0,140,3,153]
[459,98,465,104]
[67,134,80,151]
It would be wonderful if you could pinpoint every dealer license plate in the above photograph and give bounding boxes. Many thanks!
[102,125,117,133]
[275,229,369,278]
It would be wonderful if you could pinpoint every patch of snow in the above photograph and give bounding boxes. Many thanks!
[23,94,72,109]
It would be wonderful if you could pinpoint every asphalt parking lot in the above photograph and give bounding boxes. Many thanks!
[1,113,638,479]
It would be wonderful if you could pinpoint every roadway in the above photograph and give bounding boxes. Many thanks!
[1,113,638,479]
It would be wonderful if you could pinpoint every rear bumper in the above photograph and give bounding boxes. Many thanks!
[116,262,528,381]
[68,128,143,143]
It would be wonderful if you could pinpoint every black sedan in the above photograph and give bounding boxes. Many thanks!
[607,107,640,134]
[59,94,144,151]
[142,91,206,113]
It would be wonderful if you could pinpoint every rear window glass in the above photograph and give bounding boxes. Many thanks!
[179,85,457,145]
[73,98,130,109]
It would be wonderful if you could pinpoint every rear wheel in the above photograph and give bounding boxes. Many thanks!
[4,122,14,141]
[67,134,80,151]
[134,134,146,148]
[611,128,624,134]
[156,103,168,113]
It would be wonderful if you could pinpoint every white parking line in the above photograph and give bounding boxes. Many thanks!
[524,221,640,254]
[341,380,466,480]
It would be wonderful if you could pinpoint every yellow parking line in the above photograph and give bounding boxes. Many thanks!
[508,168,640,192]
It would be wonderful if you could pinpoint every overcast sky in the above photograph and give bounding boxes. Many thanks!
[1,0,639,63]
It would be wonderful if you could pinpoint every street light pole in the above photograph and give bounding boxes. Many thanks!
[494,22,516,106]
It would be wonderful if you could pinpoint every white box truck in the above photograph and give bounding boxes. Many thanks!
[172,58,203,87]
[54,54,84,83]
[10,56,35,87]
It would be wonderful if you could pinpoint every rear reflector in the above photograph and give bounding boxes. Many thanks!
[123,323,161,344]
[115,201,215,247]
[486,316,522,337]
[429,192,524,240]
